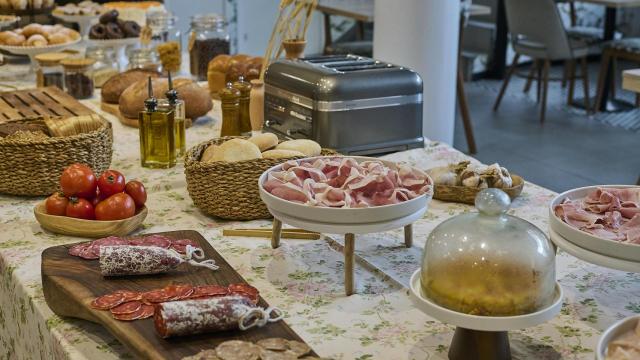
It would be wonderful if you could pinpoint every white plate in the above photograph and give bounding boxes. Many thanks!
[409,270,563,332]
[85,37,139,48]
[549,228,640,272]
[549,185,640,262]
[258,156,433,225]
[0,37,81,56]
[596,315,640,360]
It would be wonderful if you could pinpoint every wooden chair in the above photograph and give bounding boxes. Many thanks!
[594,39,640,113]
[494,0,591,123]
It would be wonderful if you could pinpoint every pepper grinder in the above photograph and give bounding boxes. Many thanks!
[165,71,186,157]
[138,77,176,168]
[232,76,252,134]
[219,82,241,137]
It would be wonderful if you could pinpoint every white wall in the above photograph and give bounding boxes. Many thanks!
[165,0,225,39]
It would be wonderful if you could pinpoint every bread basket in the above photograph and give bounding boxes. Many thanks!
[433,175,525,205]
[184,136,337,220]
[0,116,113,196]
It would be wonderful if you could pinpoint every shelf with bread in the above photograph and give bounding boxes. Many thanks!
[0,23,81,65]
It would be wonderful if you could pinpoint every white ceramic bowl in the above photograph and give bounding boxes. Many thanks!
[549,185,640,262]
[258,156,432,226]
[596,315,640,360]
[409,270,563,332]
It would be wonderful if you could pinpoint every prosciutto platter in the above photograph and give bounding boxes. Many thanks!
[554,187,640,244]
[263,157,432,208]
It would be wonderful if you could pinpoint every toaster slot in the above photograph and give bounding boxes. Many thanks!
[333,63,396,72]
[324,61,376,68]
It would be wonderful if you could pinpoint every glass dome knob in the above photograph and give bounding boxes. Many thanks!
[475,188,511,216]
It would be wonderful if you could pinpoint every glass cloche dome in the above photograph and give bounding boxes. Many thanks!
[420,188,556,316]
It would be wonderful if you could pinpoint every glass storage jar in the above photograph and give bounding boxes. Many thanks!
[147,11,182,73]
[188,13,229,81]
[127,48,161,73]
[420,188,556,317]
[61,58,96,99]
[86,47,119,88]
[34,52,69,89]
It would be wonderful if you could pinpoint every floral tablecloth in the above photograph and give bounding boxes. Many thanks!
[0,84,638,360]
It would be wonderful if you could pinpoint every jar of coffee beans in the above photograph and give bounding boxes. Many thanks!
[61,58,96,100]
[34,52,70,90]
[188,13,229,81]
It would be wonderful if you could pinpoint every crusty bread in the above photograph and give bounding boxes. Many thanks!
[248,133,278,151]
[262,149,304,159]
[201,139,262,163]
[207,54,263,96]
[101,69,159,104]
[275,139,321,157]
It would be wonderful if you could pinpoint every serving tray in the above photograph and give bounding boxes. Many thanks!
[0,86,94,122]
[41,230,314,359]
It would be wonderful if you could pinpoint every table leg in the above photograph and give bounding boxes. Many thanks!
[271,218,282,249]
[404,224,413,248]
[344,233,355,296]
[457,14,477,154]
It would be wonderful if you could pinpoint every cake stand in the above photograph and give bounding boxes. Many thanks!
[409,270,563,360]
[85,37,140,70]
[52,13,100,38]
[0,37,81,67]
[259,156,432,296]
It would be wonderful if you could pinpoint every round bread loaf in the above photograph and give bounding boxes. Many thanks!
[275,139,321,156]
[200,144,218,163]
[101,69,159,104]
[262,149,304,159]
[248,133,278,151]
[202,139,262,163]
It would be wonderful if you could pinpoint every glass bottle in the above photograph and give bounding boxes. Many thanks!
[232,76,252,134]
[219,82,241,137]
[138,77,176,169]
[147,11,182,73]
[34,52,69,89]
[61,58,96,99]
[188,13,229,81]
[127,48,161,73]
[86,47,119,88]
[165,72,186,157]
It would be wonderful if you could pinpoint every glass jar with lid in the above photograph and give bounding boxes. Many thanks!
[188,13,229,81]
[147,11,182,73]
[127,48,161,73]
[420,188,556,317]
[61,58,96,99]
[34,52,70,89]
[86,47,119,88]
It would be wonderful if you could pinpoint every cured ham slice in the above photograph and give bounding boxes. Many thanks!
[265,157,432,208]
[554,187,640,244]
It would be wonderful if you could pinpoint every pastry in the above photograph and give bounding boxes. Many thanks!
[0,0,10,9]
[248,133,278,151]
[47,32,70,45]
[207,54,263,96]
[0,31,24,46]
[10,0,26,10]
[262,149,304,159]
[31,0,42,9]
[121,20,140,37]
[275,139,321,157]
[89,23,107,39]
[26,34,47,47]
[105,22,124,39]
[99,9,119,24]
[202,139,262,163]
[22,24,45,38]
[57,28,80,41]
[101,69,159,103]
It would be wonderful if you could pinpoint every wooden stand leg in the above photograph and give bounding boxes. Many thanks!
[448,327,511,360]
[344,233,355,296]
[271,218,282,249]
[404,224,413,248]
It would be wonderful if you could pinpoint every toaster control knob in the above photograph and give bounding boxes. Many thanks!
[265,120,272,127]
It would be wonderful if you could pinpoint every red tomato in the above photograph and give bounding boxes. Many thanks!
[45,192,68,216]
[124,180,147,208]
[95,193,136,221]
[65,197,95,220]
[97,170,126,197]
[60,164,97,198]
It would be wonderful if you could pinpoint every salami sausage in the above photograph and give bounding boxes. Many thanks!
[99,245,218,276]
[68,235,202,259]
[154,295,283,338]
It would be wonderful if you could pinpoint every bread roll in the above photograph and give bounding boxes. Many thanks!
[248,133,278,151]
[202,139,262,163]
[22,24,45,37]
[262,149,304,159]
[26,34,47,46]
[101,69,159,104]
[47,32,70,45]
[0,31,24,46]
[10,0,26,10]
[200,144,218,163]
[275,139,321,156]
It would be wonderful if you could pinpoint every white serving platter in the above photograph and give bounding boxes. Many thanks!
[85,36,139,48]
[596,315,640,360]
[0,37,81,65]
[549,185,640,262]
[258,156,432,227]
[549,228,640,272]
[409,270,563,332]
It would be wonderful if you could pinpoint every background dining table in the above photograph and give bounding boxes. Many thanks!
[0,77,638,359]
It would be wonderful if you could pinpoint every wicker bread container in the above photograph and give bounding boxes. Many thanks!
[185,136,337,220]
[0,117,113,196]
[433,174,524,205]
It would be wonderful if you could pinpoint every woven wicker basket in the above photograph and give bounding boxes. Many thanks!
[433,175,525,205]
[185,136,337,220]
[0,117,113,196]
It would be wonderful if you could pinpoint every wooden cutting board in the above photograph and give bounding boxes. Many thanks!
[0,86,94,122]
[41,230,315,359]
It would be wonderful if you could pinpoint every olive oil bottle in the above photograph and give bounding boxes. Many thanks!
[165,72,186,157]
[138,77,176,168]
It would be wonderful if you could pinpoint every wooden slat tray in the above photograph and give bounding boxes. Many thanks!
[41,230,314,359]
[0,86,94,122]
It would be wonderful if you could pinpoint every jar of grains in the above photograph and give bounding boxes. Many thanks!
[34,52,70,89]
[188,13,229,81]
[147,11,182,73]
[61,58,96,99]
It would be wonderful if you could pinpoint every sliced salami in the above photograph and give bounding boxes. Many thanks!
[112,304,153,321]
[216,340,261,360]
[90,293,126,310]
[110,300,142,315]
[142,289,172,304]
[113,290,142,302]
[163,284,194,300]
[189,285,228,299]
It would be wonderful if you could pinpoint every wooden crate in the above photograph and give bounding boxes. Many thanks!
[0,86,94,122]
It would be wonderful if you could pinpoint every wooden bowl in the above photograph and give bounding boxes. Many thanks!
[433,175,524,205]
[34,202,148,238]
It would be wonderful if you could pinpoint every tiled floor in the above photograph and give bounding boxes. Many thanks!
[454,61,640,192]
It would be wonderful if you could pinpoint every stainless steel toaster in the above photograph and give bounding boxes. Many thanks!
[263,55,424,155]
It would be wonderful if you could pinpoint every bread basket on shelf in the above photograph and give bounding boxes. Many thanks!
[184,136,337,221]
[0,116,113,196]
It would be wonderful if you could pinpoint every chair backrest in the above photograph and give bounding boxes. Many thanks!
[504,0,574,60]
